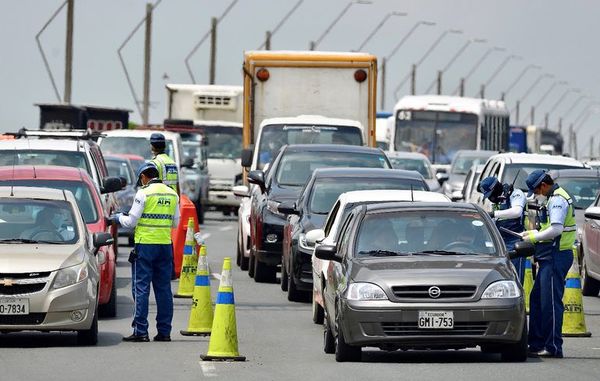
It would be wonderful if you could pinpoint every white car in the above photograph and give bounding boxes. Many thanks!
[385,151,441,192]
[306,189,450,324]
[233,185,252,270]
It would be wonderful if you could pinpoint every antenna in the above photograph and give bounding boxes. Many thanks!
[410,184,414,201]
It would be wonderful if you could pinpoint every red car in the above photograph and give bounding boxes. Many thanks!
[0,165,120,317]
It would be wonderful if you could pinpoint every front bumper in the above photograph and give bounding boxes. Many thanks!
[254,211,285,265]
[291,246,313,291]
[339,297,525,349]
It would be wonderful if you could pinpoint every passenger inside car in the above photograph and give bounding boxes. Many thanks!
[357,218,399,254]
[20,207,75,242]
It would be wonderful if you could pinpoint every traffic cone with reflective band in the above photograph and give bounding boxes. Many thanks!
[174,218,198,298]
[180,240,213,336]
[523,257,534,314]
[200,257,246,361]
[562,246,591,337]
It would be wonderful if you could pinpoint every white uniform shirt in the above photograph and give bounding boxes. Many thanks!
[118,186,180,229]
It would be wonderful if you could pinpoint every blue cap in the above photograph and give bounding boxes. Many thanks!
[136,162,157,185]
[526,169,547,196]
[478,176,499,200]
[150,133,166,146]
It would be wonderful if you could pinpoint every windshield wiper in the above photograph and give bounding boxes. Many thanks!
[0,238,40,244]
[412,250,471,255]
[359,250,410,257]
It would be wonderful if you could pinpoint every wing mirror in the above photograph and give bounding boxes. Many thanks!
[241,146,254,168]
[305,229,325,246]
[278,201,299,215]
[436,172,449,185]
[233,185,250,198]
[101,176,125,194]
[93,232,114,255]
[248,170,266,193]
[508,240,535,259]
[314,245,341,262]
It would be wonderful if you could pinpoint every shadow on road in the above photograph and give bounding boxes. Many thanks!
[0,331,123,348]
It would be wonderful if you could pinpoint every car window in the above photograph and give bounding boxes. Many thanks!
[100,136,175,160]
[451,154,491,175]
[0,150,89,174]
[337,212,356,257]
[503,164,586,191]
[106,159,133,185]
[323,200,340,237]
[388,157,433,178]
[90,144,109,178]
[559,177,600,209]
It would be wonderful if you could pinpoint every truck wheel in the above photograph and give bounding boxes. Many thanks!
[254,260,276,283]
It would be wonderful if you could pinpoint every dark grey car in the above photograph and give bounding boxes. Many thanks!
[316,202,532,362]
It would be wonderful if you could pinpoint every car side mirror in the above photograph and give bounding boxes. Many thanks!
[101,176,125,194]
[93,232,114,255]
[508,240,535,259]
[241,146,254,168]
[119,176,128,187]
[306,229,325,246]
[314,245,341,262]
[233,185,250,198]
[248,170,266,193]
[278,201,299,215]
[182,157,194,168]
[436,172,449,186]
[584,209,600,220]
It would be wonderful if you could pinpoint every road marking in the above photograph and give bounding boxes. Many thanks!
[200,362,217,377]
[212,272,221,281]
[219,226,233,232]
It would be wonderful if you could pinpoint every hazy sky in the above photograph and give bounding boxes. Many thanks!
[1,0,599,157]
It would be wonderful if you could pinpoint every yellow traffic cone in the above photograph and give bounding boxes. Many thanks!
[562,246,591,337]
[200,257,246,361]
[523,257,534,314]
[174,218,198,298]
[181,241,213,336]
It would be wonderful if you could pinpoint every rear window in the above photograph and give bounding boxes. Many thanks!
[0,150,89,174]
[503,164,585,192]
[100,136,175,161]
[106,159,133,185]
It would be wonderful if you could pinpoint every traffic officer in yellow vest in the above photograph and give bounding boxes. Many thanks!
[150,133,180,195]
[109,162,180,342]
[520,169,575,358]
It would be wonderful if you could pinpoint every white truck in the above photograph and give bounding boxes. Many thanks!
[240,50,378,171]
[165,84,243,216]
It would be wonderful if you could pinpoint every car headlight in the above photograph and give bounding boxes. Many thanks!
[266,200,284,217]
[481,280,520,299]
[346,282,388,301]
[52,263,88,289]
[298,233,314,252]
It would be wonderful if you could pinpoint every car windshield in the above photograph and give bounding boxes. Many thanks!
[388,157,433,178]
[0,180,98,223]
[0,199,79,244]
[276,151,389,186]
[257,124,363,170]
[451,154,492,175]
[0,150,89,174]
[106,159,133,185]
[559,177,600,209]
[309,178,427,214]
[504,164,585,192]
[100,136,175,161]
[200,126,242,160]
[356,210,497,256]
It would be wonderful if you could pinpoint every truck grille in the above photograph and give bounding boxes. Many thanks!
[381,322,489,336]
[392,285,476,299]
[0,313,46,325]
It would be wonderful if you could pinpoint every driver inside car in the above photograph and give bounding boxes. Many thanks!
[21,207,75,242]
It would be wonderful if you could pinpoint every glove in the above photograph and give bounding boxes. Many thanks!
[519,230,538,243]
[107,213,122,227]
[487,210,495,218]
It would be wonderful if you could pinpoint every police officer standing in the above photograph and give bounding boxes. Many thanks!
[478,176,527,283]
[520,169,575,358]
[110,162,180,342]
[150,133,180,195]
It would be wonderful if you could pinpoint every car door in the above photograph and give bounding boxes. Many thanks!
[324,212,355,318]
[584,194,600,274]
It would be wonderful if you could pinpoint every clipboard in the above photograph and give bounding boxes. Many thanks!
[499,226,523,239]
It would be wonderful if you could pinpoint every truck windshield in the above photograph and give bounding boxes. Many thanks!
[258,124,363,170]
[199,126,242,160]
[394,110,478,165]
[100,137,175,161]
[0,150,89,174]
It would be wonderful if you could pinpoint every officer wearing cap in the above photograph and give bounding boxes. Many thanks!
[108,162,179,342]
[478,176,527,283]
[520,169,574,358]
[150,133,180,194]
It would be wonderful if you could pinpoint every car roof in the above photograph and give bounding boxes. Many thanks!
[0,138,87,151]
[0,185,68,200]
[283,144,383,154]
[101,129,180,140]
[105,153,145,161]
[260,115,363,128]
[487,152,587,166]
[384,151,431,161]
[454,149,497,157]
[0,165,93,183]
[549,168,597,179]
[312,167,423,180]
[365,201,478,213]
[337,190,450,205]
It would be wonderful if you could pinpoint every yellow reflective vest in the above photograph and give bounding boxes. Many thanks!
[539,186,576,251]
[135,182,178,244]
[151,153,179,193]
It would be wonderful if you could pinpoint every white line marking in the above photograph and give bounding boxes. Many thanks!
[200,362,217,377]
[212,272,221,280]
[219,226,233,232]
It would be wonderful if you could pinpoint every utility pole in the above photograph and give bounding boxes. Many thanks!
[479,84,485,99]
[410,64,416,95]
[590,136,595,158]
[142,2,152,127]
[459,78,465,97]
[530,106,535,125]
[64,0,74,103]
[436,70,442,95]
[380,58,386,109]
[209,17,217,84]
[544,113,549,129]
[558,117,562,133]
[515,101,520,124]
[264,31,271,50]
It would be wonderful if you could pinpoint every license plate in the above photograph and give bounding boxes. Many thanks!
[0,298,29,315]
[418,311,454,329]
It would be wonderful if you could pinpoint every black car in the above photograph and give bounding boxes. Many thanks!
[279,167,429,301]
[247,144,392,283]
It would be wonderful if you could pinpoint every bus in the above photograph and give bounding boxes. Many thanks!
[389,95,510,165]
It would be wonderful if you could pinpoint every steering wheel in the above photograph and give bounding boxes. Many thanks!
[31,229,63,241]
[442,241,473,252]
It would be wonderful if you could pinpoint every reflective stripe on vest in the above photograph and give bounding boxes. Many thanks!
[540,186,576,251]
[152,153,178,192]
[135,182,178,244]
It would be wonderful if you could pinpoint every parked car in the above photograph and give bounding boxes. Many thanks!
[104,154,140,246]
[316,201,531,362]
[442,150,496,201]
[578,178,600,296]
[461,164,485,203]
[234,186,252,270]
[0,186,114,345]
[307,190,451,325]
[248,144,392,283]
[279,167,430,302]
[385,151,441,192]
[0,165,122,317]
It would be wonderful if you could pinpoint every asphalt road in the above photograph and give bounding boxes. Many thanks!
[3,211,600,380]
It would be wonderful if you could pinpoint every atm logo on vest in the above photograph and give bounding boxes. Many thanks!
[157,197,172,206]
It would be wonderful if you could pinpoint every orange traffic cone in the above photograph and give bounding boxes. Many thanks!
[180,240,213,336]
[174,218,198,298]
[562,246,591,337]
[200,257,245,361]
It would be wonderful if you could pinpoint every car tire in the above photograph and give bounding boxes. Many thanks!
[236,239,242,267]
[240,253,249,271]
[312,295,324,325]
[99,271,117,318]
[248,250,255,278]
[323,314,335,354]
[254,260,276,283]
[582,259,600,296]
[287,270,307,302]
[500,321,527,362]
[280,260,289,291]
[77,308,98,346]
[335,325,361,362]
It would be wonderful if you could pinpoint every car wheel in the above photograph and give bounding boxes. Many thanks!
[99,272,117,318]
[287,270,308,302]
[254,260,276,283]
[335,325,361,362]
[312,295,324,325]
[582,259,600,296]
[280,260,289,291]
[500,320,527,362]
[323,314,335,354]
[236,239,242,267]
[240,252,249,271]
[248,250,255,278]
[77,308,98,346]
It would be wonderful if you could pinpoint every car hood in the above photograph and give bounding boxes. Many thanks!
[351,256,512,286]
[208,158,241,181]
[0,244,85,273]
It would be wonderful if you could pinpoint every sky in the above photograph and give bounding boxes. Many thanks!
[1,0,599,158]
